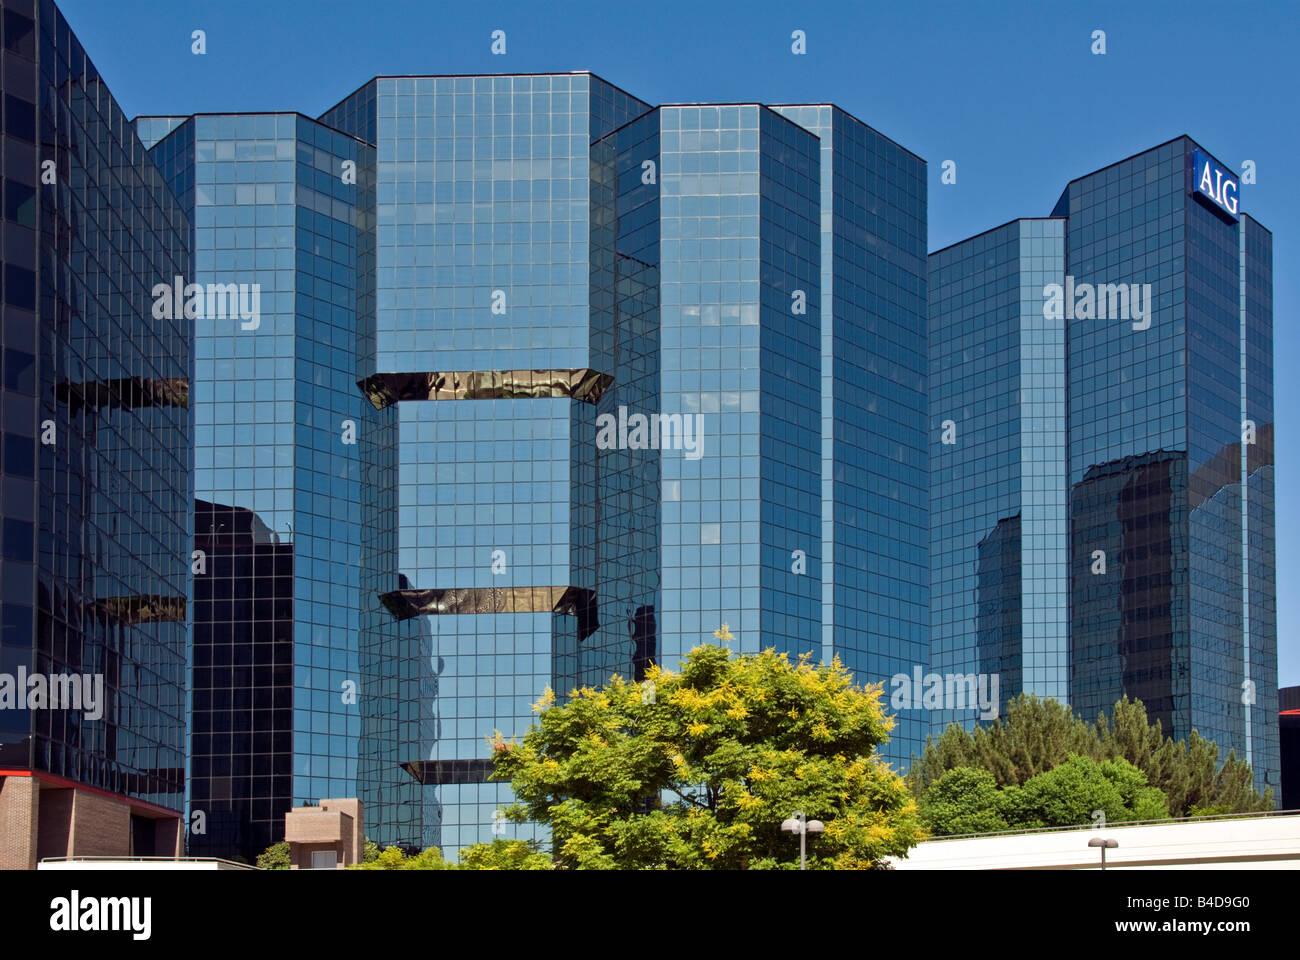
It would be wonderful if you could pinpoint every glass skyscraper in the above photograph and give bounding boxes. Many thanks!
[140,73,936,855]
[773,105,929,759]
[1058,138,1277,792]
[0,0,191,868]
[3,0,1280,867]
[928,218,1069,725]
[137,112,377,861]
[929,138,1278,796]
[314,76,929,852]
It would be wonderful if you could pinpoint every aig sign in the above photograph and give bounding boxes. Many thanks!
[1191,149,1239,221]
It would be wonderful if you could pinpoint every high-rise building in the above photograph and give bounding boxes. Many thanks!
[771,106,930,758]
[314,78,929,852]
[929,138,1278,796]
[137,112,379,862]
[0,5,931,855]
[319,74,656,852]
[0,0,192,868]
[928,218,1069,726]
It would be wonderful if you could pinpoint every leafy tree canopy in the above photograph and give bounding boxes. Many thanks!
[354,845,455,870]
[255,840,290,871]
[489,642,922,870]
[908,694,1272,821]
[921,755,1170,835]
[457,838,553,870]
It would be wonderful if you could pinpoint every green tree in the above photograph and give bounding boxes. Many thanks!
[362,838,380,864]
[490,641,922,870]
[457,838,553,870]
[909,694,1272,817]
[354,845,455,870]
[255,840,290,870]
[918,767,1009,836]
[1097,757,1170,822]
[998,755,1167,829]
[920,756,1171,835]
[907,695,1098,792]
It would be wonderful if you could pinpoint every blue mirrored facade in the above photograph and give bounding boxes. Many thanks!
[316,77,930,852]
[773,105,929,765]
[142,112,375,859]
[653,103,822,670]
[929,219,1069,726]
[1056,138,1277,792]
[0,0,191,864]
[322,74,653,851]
[931,138,1278,796]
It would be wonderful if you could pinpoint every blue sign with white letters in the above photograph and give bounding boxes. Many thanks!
[1191,149,1239,221]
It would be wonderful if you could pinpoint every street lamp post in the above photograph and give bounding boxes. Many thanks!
[780,811,824,870]
[1088,837,1118,870]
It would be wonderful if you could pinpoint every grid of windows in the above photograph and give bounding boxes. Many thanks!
[774,105,929,765]
[1062,141,1192,730]
[582,109,662,691]
[1241,215,1277,793]
[324,74,648,853]
[1058,138,1276,793]
[928,219,1067,730]
[656,104,821,667]
[0,0,191,815]
[146,112,374,860]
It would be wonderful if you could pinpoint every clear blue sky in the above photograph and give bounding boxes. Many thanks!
[60,0,1298,685]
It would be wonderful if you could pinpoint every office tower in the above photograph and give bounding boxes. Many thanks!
[138,112,377,862]
[606,102,825,678]
[928,219,1069,725]
[773,105,929,761]
[320,74,654,851]
[1059,138,1276,792]
[0,0,191,868]
[316,77,931,851]
[929,138,1278,795]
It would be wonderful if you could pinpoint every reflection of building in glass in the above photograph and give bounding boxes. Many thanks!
[928,219,1069,729]
[190,500,293,860]
[1058,139,1277,793]
[1070,450,1188,735]
[0,0,191,869]
[771,105,931,763]
[930,139,1278,797]
[976,515,1023,707]
[140,111,376,861]
[318,78,930,852]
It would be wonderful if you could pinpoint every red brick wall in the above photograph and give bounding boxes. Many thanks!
[70,788,131,858]
[0,776,39,870]
[154,816,182,857]
[1,777,181,868]
[290,842,341,869]
[36,786,73,862]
